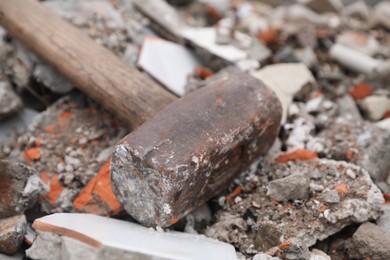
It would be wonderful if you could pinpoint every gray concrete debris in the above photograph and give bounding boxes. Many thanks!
[336,95,363,121]
[206,159,384,254]
[351,222,390,260]
[0,215,27,255]
[0,252,24,260]
[303,0,342,14]
[281,241,311,260]
[8,93,127,215]
[44,0,124,28]
[251,63,316,123]
[133,0,187,43]
[29,213,237,260]
[318,118,390,182]
[377,204,390,234]
[32,63,74,94]
[0,108,39,146]
[0,82,23,122]
[26,231,62,260]
[0,160,47,219]
[267,172,310,201]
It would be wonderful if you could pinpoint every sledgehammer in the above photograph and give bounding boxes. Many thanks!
[0,0,282,227]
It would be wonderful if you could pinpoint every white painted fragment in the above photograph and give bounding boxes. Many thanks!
[182,27,247,63]
[33,213,237,260]
[138,38,201,96]
[251,63,315,123]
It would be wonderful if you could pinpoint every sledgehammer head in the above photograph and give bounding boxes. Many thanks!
[111,73,282,227]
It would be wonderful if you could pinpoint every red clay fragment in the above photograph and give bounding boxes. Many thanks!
[23,148,41,161]
[349,82,373,100]
[226,186,243,205]
[73,159,122,215]
[275,149,318,164]
[334,183,349,194]
[259,28,279,46]
[59,111,74,119]
[41,174,64,205]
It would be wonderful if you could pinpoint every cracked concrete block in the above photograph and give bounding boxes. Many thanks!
[0,82,23,122]
[318,118,390,182]
[206,159,384,254]
[352,222,390,260]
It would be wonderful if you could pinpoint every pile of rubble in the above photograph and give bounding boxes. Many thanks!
[1,0,390,259]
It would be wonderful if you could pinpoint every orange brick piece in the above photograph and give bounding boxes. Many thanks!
[275,149,318,164]
[334,183,349,194]
[23,148,41,161]
[40,172,64,205]
[73,159,122,215]
[349,82,373,100]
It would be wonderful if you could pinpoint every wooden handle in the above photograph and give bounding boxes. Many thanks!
[0,0,176,128]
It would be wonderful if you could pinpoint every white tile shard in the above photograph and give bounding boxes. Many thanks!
[251,63,316,123]
[138,38,201,96]
[32,213,237,260]
[182,27,248,63]
[358,95,390,121]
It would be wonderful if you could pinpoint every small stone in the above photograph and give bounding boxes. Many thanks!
[26,231,62,260]
[0,215,27,255]
[358,95,390,121]
[64,156,81,167]
[267,172,310,201]
[377,204,390,234]
[310,183,324,192]
[282,242,311,260]
[305,0,341,13]
[0,81,23,122]
[322,189,340,204]
[0,160,47,218]
[345,168,356,179]
[352,222,390,259]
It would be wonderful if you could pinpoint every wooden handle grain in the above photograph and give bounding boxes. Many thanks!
[0,0,176,128]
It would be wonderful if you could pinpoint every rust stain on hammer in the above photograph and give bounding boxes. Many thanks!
[111,73,282,227]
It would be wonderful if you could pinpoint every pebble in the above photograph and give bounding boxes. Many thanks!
[0,81,23,122]
[322,189,340,204]
[0,215,27,254]
[0,160,47,218]
[351,222,390,259]
[267,172,310,201]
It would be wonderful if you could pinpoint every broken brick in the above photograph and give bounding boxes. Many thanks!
[73,159,121,216]
[275,149,318,164]
[23,148,41,161]
[349,82,373,100]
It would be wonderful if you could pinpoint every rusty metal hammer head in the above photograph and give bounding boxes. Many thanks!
[111,73,282,227]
